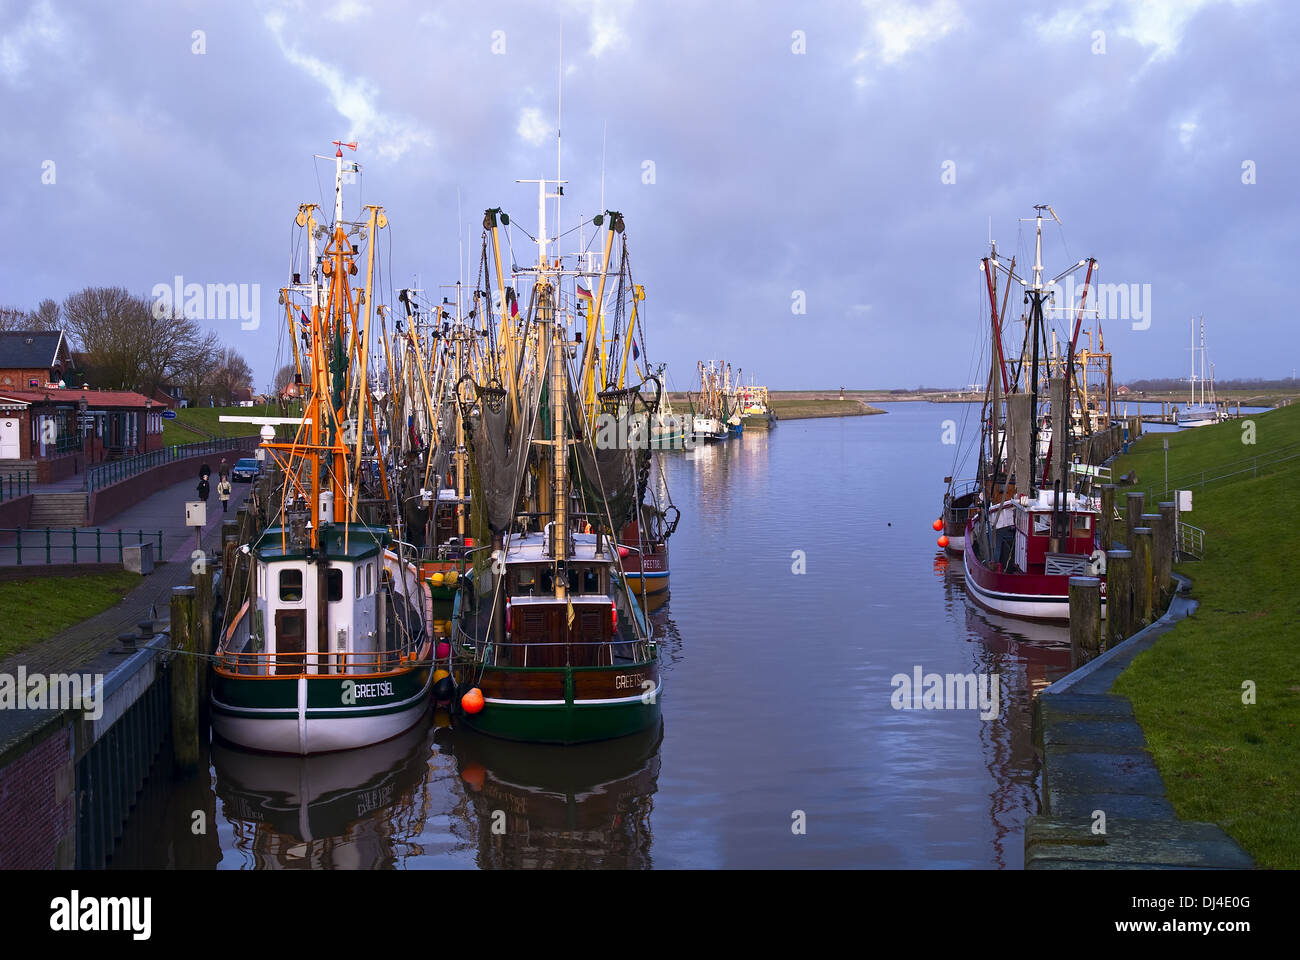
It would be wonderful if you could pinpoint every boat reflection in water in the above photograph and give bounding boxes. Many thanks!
[447,719,663,870]
[938,556,1072,868]
[213,717,435,869]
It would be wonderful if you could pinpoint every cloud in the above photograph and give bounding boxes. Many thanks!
[263,7,429,160]
[857,0,963,70]
[516,106,551,146]
[0,0,65,84]
[564,0,633,57]
[325,1,369,24]
[1178,115,1199,149]
[1034,0,1258,63]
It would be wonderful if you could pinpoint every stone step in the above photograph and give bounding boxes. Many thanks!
[27,493,89,527]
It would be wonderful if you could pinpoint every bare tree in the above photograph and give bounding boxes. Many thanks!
[31,299,61,330]
[212,346,254,405]
[173,330,224,406]
[0,305,31,331]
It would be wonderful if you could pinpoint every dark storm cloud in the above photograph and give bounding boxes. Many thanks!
[4,0,1295,390]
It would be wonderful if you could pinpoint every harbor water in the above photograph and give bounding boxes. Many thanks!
[115,402,1097,868]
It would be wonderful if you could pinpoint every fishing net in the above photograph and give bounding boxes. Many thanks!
[568,385,650,531]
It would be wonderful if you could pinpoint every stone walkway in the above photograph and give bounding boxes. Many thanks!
[1024,575,1254,869]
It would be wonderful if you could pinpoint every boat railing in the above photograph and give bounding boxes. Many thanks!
[215,648,418,678]
[451,618,652,668]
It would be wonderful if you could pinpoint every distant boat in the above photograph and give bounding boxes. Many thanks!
[1176,315,1219,428]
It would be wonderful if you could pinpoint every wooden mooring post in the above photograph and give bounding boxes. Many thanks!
[1105,548,1134,650]
[192,563,214,726]
[1132,527,1154,629]
[169,585,200,777]
[1124,491,1145,547]
[1099,484,1117,549]
[1157,502,1177,601]
[1069,576,1102,668]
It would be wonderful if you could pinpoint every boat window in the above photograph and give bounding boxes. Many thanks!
[367,562,374,596]
[513,568,537,596]
[355,566,363,600]
[1072,514,1092,536]
[1032,513,1051,536]
[279,569,303,602]
[328,568,344,602]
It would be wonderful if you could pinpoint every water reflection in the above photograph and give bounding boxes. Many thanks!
[214,717,435,869]
[445,721,663,870]
[939,558,1071,868]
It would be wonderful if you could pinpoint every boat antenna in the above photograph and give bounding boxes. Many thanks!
[556,23,563,245]
[600,120,607,215]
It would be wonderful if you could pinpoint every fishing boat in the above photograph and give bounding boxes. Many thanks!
[961,206,1108,622]
[211,145,434,754]
[691,360,730,441]
[1176,314,1219,427]
[449,188,661,744]
[735,380,775,429]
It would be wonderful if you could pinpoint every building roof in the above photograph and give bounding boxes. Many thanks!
[0,388,155,409]
[0,330,68,369]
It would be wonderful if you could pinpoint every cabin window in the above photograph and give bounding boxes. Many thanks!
[279,569,303,602]
[366,563,374,596]
[356,566,363,599]
[328,568,344,602]
[1072,514,1092,536]
[512,568,538,596]
[1032,513,1051,537]
[567,566,599,594]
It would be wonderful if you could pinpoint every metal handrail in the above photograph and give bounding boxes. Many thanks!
[0,527,163,564]
[84,435,259,491]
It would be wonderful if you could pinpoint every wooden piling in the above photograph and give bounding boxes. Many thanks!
[1099,484,1116,549]
[1124,491,1145,547]
[1157,502,1176,599]
[192,563,214,726]
[1069,576,1102,668]
[169,585,200,777]
[1105,548,1133,649]
[1132,527,1154,629]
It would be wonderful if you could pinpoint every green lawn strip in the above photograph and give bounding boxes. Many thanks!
[768,398,883,420]
[0,571,143,660]
[1111,407,1300,868]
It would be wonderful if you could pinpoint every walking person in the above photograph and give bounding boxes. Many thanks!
[197,472,210,505]
[217,474,231,513]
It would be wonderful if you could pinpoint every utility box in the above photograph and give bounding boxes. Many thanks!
[123,541,155,575]
[1177,490,1193,512]
[185,500,206,527]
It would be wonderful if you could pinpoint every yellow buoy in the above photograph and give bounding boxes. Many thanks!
[430,572,445,586]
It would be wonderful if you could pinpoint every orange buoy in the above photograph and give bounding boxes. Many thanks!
[932,518,944,531]
[937,535,950,549]
[461,687,485,714]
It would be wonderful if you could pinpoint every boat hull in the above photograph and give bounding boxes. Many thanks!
[462,664,662,745]
[211,663,433,755]
[961,522,1106,623]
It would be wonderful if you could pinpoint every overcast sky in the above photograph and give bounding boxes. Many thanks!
[5,0,1296,391]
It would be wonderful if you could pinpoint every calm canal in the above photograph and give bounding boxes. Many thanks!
[115,401,1082,869]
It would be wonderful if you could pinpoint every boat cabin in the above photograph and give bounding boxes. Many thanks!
[225,523,425,676]
[985,490,1100,577]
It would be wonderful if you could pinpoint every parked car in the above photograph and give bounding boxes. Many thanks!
[231,457,261,482]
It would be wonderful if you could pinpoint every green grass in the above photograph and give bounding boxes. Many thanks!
[0,571,143,660]
[1111,404,1300,868]
[161,404,290,446]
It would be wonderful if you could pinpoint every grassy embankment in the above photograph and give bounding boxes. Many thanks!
[160,403,297,447]
[1110,404,1300,868]
[0,572,142,660]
